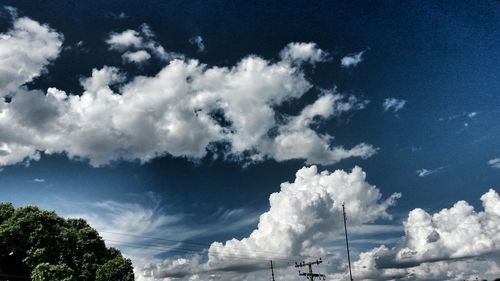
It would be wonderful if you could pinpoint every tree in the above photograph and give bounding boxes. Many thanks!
[0,204,134,280]
[31,263,75,281]
[96,256,135,281]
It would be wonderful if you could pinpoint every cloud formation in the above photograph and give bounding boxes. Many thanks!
[0,14,63,95]
[280,42,329,64]
[346,189,500,280]
[142,165,401,279]
[122,50,152,64]
[50,194,261,280]
[189,36,205,53]
[0,16,375,167]
[416,166,445,177]
[139,179,500,281]
[106,24,183,64]
[382,98,407,113]
[488,158,500,169]
[340,50,365,68]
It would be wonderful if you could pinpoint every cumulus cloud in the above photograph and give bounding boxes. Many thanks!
[0,16,375,167]
[346,189,500,280]
[0,14,63,96]
[270,92,375,165]
[142,165,401,279]
[280,42,329,64]
[106,29,143,51]
[382,98,407,113]
[122,50,152,64]
[106,24,182,63]
[189,36,205,53]
[488,158,500,169]
[340,50,365,68]
[62,171,498,281]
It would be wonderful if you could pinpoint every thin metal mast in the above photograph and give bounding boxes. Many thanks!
[270,260,276,281]
[342,203,354,281]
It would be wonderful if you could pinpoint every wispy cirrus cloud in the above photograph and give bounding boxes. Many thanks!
[416,166,445,177]
[43,193,259,279]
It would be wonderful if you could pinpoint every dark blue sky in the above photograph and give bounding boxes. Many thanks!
[0,1,499,280]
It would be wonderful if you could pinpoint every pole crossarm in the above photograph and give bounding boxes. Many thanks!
[295,259,325,281]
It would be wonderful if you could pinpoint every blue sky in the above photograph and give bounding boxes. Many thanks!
[0,1,499,280]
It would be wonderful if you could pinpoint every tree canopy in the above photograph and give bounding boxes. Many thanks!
[0,203,134,281]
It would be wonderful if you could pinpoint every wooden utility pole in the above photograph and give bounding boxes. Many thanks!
[295,259,325,281]
[342,203,354,281]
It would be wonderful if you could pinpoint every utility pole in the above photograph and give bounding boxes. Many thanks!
[295,259,325,281]
[342,203,354,281]
[270,260,276,281]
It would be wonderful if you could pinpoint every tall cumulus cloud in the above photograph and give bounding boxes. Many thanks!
[141,165,401,279]
[340,189,500,280]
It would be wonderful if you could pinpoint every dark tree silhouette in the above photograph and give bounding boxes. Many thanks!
[0,203,134,281]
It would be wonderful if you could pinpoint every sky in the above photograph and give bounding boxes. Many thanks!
[0,1,499,280]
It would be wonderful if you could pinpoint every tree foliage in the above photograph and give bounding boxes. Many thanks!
[0,203,134,281]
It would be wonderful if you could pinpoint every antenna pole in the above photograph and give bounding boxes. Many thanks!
[343,203,354,281]
[270,260,276,281]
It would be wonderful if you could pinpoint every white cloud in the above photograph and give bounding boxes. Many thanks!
[33,178,45,182]
[340,50,365,68]
[55,170,498,281]
[468,111,477,118]
[143,165,401,279]
[189,36,205,53]
[488,158,500,169]
[0,15,63,95]
[280,42,329,64]
[106,29,143,51]
[382,98,407,113]
[122,50,151,64]
[138,184,500,281]
[345,189,500,280]
[416,166,445,177]
[269,92,375,165]
[0,16,375,168]
[106,24,183,62]
[405,258,500,280]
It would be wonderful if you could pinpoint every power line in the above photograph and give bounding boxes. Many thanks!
[101,230,316,260]
[0,273,30,279]
[105,239,301,263]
